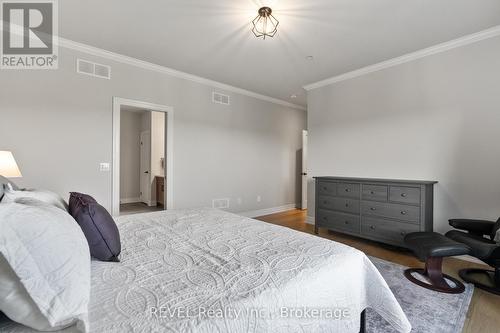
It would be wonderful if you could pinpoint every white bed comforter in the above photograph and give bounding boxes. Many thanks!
[1,208,411,333]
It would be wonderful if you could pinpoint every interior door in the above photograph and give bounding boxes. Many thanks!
[301,130,308,210]
[140,130,151,205]
[164,114,168,209]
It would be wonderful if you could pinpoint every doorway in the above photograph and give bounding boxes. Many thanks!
[112,98,174,216]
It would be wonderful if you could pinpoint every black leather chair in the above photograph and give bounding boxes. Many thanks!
[446,218,500,295]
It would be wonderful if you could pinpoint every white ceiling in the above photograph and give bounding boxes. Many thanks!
[60,0,500,106]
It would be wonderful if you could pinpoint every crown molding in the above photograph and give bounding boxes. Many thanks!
[57,38,306,111]
[304,25,500,91]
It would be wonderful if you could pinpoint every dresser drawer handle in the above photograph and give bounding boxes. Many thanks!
[345,188,350,192]
[401,193,407,198]
[323,187,328,191]
[370,207,377,211]
[344,221,349,225]
[370,225,375,230]
[345,203,349,207]
[370,191,375,194]
[401,211,407,215]
[323,201,328,205]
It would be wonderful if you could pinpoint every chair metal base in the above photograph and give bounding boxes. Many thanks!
[404,268,465,294]
[459,268,500,296]
[404,257,465,294]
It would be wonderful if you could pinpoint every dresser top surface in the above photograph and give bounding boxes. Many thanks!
[314,176,438,185]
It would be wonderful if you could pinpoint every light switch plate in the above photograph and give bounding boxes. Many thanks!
[99,163,110,172]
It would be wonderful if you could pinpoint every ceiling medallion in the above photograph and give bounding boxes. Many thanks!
[252,7,279,39]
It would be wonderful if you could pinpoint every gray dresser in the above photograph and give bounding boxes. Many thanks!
[314,177,437,247]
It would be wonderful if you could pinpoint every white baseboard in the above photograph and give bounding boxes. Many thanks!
[120,197,140,204]
[306,216,315,225]
[238,204,298,218]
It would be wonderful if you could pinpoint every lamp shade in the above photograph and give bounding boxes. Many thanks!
[0,151,22,178]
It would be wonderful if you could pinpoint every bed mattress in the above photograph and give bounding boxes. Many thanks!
[0,208,411,332]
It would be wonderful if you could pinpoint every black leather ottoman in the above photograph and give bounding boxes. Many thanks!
[404,232,471,293]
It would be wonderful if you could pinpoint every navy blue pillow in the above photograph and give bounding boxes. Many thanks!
[69,193,121,262]
[69,192,96,216]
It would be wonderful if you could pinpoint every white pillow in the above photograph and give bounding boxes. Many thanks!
[0,175,19,201]
[1,188,68,211]
[0,201,90,332]
[0,255,55,329]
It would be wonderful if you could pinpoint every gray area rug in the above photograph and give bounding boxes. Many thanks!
[368,256,473,333]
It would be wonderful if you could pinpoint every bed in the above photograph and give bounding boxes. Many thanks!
[0,208,411,332]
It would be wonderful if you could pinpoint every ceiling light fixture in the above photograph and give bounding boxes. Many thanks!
[252,7,279,39]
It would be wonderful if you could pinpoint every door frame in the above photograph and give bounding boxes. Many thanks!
[112,97,174,216]
[301,130,308,210]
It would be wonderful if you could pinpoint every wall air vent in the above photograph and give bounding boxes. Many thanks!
[77,59,111,80]
[212,92,230,105]
[212,198,230,209]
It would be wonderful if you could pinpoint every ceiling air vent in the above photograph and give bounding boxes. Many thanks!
[212,92,230,105]
[77,59,111,80]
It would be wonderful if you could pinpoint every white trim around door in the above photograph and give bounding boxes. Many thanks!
[112,97,174,216]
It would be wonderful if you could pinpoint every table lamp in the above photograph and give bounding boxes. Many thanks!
[0,151,22,190]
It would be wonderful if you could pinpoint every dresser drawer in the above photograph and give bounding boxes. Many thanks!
[389,186,421,205]
[318,196,360,214]
[362,184,388,202]
[317,210,360,234]
[361,201,420,223]
[336,183,360,198]
[361,217,420,245]
[318,196,336,210]
[318,182,337,196]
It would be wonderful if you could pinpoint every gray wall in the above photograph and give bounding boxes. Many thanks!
[307,36,500,232]
[0,46,306,214]
[119,110,142,202]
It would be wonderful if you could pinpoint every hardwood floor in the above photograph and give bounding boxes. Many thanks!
[120,202,164,215]
[256,209,500,333]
